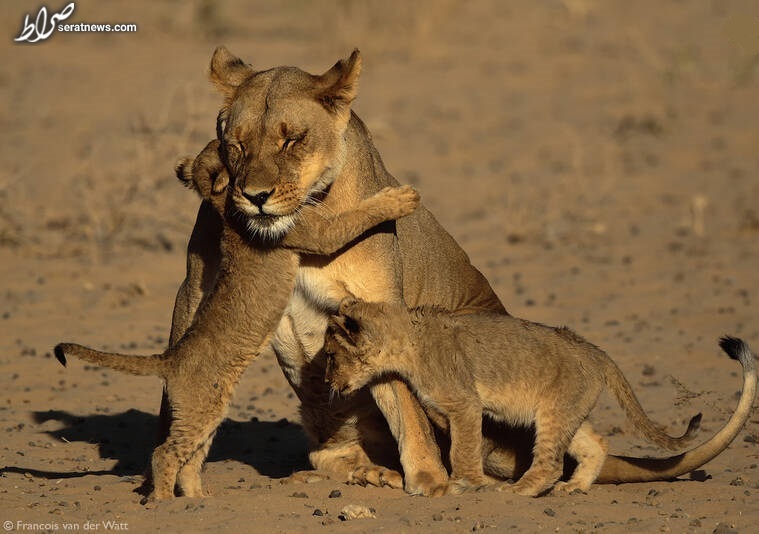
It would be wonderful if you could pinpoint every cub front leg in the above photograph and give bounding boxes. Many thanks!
[445,400,488,493]
[282,185,420,255]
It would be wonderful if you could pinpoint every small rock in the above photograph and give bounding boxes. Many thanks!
[93,485,102,491]
[328,489,342,498]
[432,512,443,521]
[472,521,485,531]
[544,508,556,517]
[290,491,308,498]
[338,504,376,521]
[312,509,324,517]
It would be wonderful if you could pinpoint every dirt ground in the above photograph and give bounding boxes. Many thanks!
[1,1,758,532]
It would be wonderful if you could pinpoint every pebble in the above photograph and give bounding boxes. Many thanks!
[338,504,376,521]
[290,491,308,498]
[328,489,342,498]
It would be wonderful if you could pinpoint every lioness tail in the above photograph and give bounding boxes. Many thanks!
[597,336,756,482]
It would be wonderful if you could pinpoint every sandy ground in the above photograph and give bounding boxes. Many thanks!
[1,1,758,532]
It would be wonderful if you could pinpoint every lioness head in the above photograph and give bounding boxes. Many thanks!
[209,46,362,241]
[324,298,412,395]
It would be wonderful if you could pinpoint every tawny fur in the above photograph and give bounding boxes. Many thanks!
[326,299,755,496]
[169,46,505,496]
[54,140,420,502]
[169,47,756,495]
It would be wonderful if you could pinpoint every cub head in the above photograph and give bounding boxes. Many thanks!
[209,46,362,241]
[324,298,410,396]
[175,139,229,213]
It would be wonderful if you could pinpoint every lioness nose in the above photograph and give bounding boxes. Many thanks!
[243,189,272,208]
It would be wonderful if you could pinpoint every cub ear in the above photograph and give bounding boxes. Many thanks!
[209,46,254,98]
[176,140,229,200]
[175,156,197,191]
[314,49,362,118]
[330,312,361,340]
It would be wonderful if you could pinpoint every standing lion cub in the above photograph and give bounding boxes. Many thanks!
[324,298,707,497]
[53,140,420,503]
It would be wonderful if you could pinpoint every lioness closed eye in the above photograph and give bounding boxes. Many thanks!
[325,298,754,496]
[53,141,420,503]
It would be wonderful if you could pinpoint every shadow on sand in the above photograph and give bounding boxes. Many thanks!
[1,409,309,482]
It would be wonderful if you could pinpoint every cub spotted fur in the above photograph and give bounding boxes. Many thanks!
[54,140,419,502]
[323,299,743,496]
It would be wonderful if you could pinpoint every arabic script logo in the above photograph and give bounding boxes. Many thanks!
[14,2,75,43]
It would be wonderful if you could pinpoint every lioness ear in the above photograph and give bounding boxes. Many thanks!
[314,49,362,118]
[209,46,254,98]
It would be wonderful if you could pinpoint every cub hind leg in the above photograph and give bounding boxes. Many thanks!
[176,433,216,497]
[500,392,597,497]
[553,421,608,494]
[146,397,228,502]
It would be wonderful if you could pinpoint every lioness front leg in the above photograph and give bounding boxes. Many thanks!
[369,381,449,496]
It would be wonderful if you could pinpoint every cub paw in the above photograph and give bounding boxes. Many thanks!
[496,480,544,497]
[446,476,490,495]
[375,185,421,218]
[551,481,587,495]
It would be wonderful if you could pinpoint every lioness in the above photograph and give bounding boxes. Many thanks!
[54,140,420,502]
[324,299,717,496]
[169,47,758,494]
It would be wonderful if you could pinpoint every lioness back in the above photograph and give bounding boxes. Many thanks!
[348,114,506,314]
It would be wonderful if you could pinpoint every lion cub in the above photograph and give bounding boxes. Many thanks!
[54,140,420,502]
[324,298,702,497]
